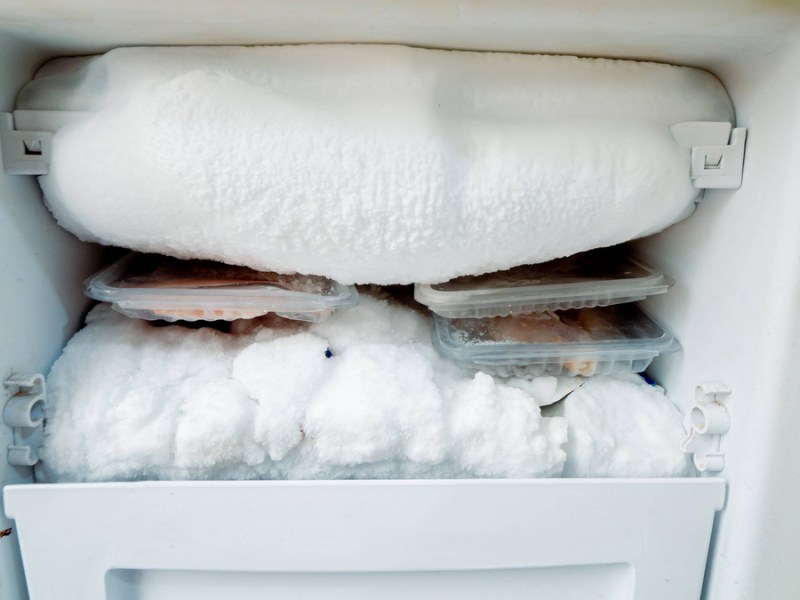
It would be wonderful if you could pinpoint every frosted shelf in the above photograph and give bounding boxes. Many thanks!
[84,253,359,322]
[432,304,679,377]
[15,45,735,284]
[415,247,671,318]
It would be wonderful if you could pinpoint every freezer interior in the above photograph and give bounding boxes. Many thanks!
[1,1,799,599]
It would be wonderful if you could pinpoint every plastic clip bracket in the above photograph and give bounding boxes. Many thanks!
[681,382,731,473]
[0,112,52,175]
[671,121,747,189]
[3,374,46,467]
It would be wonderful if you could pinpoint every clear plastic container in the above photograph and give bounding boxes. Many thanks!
[415,248,671,318]
[85,253,359,322]
[432,304,679,377]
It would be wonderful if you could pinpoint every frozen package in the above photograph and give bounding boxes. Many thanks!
[19,45,734,284]
[415,247,671,318]
[85,253,359,322]
[432,304,679,377]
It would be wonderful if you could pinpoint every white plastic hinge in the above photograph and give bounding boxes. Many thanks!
[3,374,46,466]
[0,112,52,175]
[681,382,731,473]
[671,122,747,189]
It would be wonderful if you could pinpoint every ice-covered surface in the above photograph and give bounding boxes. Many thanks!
[21,45,734,284]
[545,374,692,477]
[38,295,570,482]
[40,293,691,482]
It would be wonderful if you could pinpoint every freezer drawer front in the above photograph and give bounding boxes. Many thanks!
[4,479,725,600]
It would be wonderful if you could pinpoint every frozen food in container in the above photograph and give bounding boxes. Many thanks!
[84,253,359,322]
[415,248,671,318]
[431,304,679,377]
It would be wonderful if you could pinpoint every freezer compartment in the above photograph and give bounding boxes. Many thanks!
[5,479,725,600]
[2,3,800,600]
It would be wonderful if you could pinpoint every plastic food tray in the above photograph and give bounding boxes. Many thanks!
[415,248,671,318]
[432,304,679,377]
[85,253,359,322]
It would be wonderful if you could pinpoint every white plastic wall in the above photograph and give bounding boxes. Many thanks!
[0,34,105,600]
[0,2,799,600]
[637,37,800,600]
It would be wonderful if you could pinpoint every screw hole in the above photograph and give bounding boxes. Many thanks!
[29,399,44,424]
[691,406,706,432]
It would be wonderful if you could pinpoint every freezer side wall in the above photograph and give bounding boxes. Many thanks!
[638,38,800,600]
[0,33,104,600]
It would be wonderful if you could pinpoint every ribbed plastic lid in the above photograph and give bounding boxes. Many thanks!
[432,304,679,377]
[84,253,359,322]
[415,248,671,318]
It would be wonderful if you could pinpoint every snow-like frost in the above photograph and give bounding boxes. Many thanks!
[39,295,573,482]
[21,45,734,283]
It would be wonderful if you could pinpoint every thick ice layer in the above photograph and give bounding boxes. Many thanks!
[38,296,571,482]
[545,374,691,477]
[21,45,734,284]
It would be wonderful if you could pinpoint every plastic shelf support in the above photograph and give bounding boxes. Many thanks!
[681,382,731,473]
[3,374,46,467]
[671,121,747,189]
[0,112,52,175]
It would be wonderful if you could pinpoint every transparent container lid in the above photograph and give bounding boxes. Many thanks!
[85,253,359,322]
[415,248,671,318]
[432,304,679,377]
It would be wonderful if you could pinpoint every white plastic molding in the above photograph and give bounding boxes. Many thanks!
[681,381,731,473]
[5,479,726,600]
[671,121,747,189]
[3,374,45,466]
